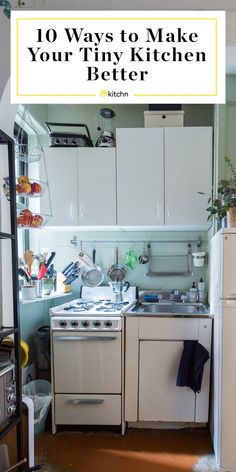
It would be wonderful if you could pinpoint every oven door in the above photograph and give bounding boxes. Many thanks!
[52,331,121,394]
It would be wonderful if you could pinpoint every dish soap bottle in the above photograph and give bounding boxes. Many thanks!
[189,282,198,302]
[198,278,206,303]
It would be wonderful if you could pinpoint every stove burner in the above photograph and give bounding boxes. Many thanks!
[61,299,132,314]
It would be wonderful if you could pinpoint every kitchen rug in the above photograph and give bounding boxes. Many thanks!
[192,454,217,472]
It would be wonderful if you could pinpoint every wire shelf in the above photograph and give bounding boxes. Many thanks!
[15,144,44,163]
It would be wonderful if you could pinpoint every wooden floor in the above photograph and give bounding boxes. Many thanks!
[35,428,214,472]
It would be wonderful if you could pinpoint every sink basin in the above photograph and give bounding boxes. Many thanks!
[131,303,209,315]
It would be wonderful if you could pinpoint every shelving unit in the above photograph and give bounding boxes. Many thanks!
[15,110,52,230]
[0,129,24,460]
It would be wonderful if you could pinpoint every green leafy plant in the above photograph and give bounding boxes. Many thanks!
[0,0,12,18]
[1,0,25,18]
[204,156,236,221]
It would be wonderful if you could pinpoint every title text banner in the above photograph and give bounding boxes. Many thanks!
[11,10,225,104]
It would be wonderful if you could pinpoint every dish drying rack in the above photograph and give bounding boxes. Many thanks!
[146,243,193,277]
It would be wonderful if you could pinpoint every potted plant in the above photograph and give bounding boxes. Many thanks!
[0,1,25,18]
[205,156,236,227]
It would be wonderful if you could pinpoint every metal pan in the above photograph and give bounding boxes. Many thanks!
[81,249,104,287]
[107,247,127,282]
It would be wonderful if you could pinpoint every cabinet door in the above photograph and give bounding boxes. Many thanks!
[165,127,212,227]
[78,148,116,225]
[139,341,195,422]
[117,128,164,226]
[42,148,78,226]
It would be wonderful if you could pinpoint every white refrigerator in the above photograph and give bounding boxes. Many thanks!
[210,228,236,472]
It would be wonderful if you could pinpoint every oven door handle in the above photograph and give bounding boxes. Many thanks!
[69,399,105,405]
[54,336,118,341]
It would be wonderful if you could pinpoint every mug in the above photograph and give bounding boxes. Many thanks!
[21,285,36,301]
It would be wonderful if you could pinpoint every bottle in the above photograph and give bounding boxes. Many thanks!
[189,282,198,302]
[198,278,206,303]
[198,277,205,292]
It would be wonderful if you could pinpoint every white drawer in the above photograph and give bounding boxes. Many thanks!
[139,318,198,340]
[55,394,121,425]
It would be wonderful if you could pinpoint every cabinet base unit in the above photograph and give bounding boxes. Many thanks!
[54,394,121,425]
[125,317,212,424]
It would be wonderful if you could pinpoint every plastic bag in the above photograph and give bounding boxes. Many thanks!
[22,380,52,434]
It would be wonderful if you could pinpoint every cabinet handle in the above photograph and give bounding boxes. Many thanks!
[166,202,171,219]
[156,202,161,219]
[69,202,76,220]
[69,399,104,405]
[79,202,86,219]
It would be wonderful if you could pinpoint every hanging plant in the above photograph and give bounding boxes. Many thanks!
[1,0,25,18]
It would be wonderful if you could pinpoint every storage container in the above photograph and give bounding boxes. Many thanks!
[144,110,184,127]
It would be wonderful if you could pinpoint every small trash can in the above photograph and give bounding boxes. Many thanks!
[22,379,52,435]
[34,326,51,380]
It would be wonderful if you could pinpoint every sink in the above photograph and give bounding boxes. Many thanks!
[131,303,209,315]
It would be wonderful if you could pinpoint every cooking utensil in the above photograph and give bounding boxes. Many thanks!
[107,247,127,282]
[46,264,54,278]
[78,251,94,268]
[109,281,131,303]
[45,251,56,268]
[63,262,80,285]
[80,249,104,287]
[139,244,149,264]
[24,250,34,274]
[18,268,31,283]
[38,262,47,280]
[64,273,79,285]
[38,251,56,280]
[62,261,74,275]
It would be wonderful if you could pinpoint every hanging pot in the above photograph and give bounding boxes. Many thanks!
[80,249,104,287]
[107,247,127,282]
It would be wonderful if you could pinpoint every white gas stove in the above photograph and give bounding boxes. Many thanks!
[50,286,136,331]
[50,286,136,433]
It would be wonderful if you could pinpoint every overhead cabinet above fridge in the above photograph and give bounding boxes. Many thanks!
[116,127,212,228]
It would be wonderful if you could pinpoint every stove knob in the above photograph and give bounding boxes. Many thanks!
[70,320,78,328]
[82,320,90,328]
[8,404,16,414]
[104,320,112,328]
[59,320,67,328]
[93,320,101,328]
[8,394,16,403]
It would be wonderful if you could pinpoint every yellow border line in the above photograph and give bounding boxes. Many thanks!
[18,17,217,21]
[16,16,219,98]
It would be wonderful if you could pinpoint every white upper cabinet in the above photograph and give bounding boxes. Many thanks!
[43,147,78,226]
[117,126,212,228]
[164,127,212,227]
[43,126,212,227]
[77,148,116,226]
[116,128,164,226]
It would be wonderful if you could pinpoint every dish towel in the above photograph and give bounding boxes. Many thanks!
[176,341,210,393]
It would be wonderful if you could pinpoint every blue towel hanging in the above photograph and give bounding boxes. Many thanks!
[176,340,210,393]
